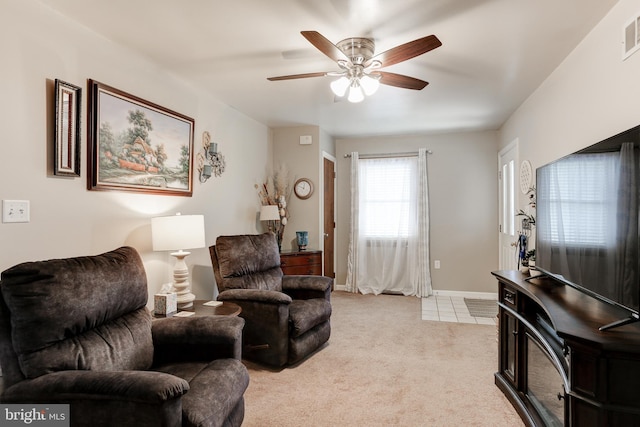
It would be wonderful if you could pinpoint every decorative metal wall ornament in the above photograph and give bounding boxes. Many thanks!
[197,131,226,182]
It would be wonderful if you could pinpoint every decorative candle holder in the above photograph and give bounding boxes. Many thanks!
[296,231,309,251]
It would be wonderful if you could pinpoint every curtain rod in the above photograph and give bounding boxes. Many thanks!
[343,150,432,159]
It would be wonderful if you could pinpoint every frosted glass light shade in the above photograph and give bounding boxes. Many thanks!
[330,76,350,97]
[360,74,380,96]
[152,214,205,251]
[260,205,280,221]
[348,83,364,103]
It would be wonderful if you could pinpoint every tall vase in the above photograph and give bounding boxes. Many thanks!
[296,231,308,251]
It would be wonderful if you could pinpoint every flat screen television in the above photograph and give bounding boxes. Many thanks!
[535,124,640,331]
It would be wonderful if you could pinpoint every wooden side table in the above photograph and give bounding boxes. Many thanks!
[154,300,241,318]
[280,249,322,275]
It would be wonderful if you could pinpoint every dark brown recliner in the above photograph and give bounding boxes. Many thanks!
[210,233,332,367]
[0,247,249,427]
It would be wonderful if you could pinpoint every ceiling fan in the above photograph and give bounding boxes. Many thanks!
[267,31,442,102]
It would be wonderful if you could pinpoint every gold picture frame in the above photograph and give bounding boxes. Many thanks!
[87,79,195,196]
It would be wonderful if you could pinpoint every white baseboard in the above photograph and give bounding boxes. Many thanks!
[431,289,498,300]
[332,284,497,300]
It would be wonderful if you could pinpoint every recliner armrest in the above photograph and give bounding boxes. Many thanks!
[2,370,189,403]
[218,288,292,304]
[152,316,244,362]
[282,275,333,300]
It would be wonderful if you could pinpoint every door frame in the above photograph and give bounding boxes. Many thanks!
[498,139,519,270]
[321,151,336,278]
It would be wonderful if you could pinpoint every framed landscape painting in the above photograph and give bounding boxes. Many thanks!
[87,79,194,196]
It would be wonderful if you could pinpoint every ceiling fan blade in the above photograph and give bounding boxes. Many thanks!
[369,35,442,68]
[267,72,327,81]
[377,71,428,90]
[301,31,350,63]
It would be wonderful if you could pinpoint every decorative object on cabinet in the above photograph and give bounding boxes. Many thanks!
[296,231,309,250]
[87,79,194,196]
[257,164,291,250]
[197,130,225,182]
[151,213,205,309]
[54,79,81,177]
[294,177,314,199]
[280,249,322,275]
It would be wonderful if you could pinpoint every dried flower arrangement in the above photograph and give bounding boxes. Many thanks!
[257,164,292,249]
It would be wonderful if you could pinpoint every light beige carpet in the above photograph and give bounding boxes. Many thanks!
[241,291,523,427]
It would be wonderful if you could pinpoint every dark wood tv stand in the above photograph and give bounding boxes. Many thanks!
[492,270,640,427]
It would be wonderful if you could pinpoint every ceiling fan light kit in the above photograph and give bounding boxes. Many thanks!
[267,31,441,103]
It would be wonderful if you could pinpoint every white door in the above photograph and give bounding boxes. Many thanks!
[498,140,518,270]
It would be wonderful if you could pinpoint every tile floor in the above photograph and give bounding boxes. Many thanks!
[422,295,498,325]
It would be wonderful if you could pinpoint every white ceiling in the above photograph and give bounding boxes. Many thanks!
[39,0,617,138]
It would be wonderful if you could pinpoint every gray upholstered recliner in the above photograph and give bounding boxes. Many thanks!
[0,246,249,427]
[210,233,332,367]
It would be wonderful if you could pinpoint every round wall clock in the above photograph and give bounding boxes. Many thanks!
[294,178,314,199]
[520,160,532,194]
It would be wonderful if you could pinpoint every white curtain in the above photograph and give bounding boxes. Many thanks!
[346,148,432,297]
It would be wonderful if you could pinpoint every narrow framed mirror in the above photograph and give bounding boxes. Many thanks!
[54,79,81,177]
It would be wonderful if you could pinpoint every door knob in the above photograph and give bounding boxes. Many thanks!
[324,233,329,238]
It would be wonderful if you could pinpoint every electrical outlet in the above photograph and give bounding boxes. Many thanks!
[2,200,30,223]
[434,260,441,269]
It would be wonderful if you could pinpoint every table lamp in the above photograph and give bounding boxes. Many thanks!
[260,205,282,249]
[152,213,205,309]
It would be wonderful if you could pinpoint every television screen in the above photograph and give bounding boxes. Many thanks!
[536,125,640,326]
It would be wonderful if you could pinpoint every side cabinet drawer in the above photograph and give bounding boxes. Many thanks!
[500,283,518,309]
[280,251,322,276]
[281,254,321,267]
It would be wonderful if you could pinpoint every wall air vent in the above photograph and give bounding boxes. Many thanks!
[623,15,640,60]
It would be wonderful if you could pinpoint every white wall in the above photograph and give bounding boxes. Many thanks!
[0,0,272,306]
[272,126,334,252]
[336,131,499,294]
[500,0,640,195]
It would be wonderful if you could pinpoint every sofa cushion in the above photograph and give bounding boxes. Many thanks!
[288,299,332,338]
[215,233,283,291]
[0,247,153,378]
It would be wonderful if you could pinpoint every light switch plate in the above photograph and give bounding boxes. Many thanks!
[2,200,30,223]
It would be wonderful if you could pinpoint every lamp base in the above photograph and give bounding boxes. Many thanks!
[170,250,196,310]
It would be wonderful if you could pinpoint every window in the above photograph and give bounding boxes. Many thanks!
[358,157,417,238]
[502,160,515,236]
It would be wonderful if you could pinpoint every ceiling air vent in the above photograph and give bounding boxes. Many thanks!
[623,15,640,60]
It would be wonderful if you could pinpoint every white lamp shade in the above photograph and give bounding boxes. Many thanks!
[152,214,206,251]
[260,205,280,221]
